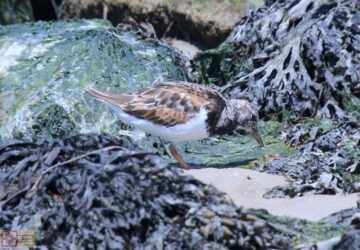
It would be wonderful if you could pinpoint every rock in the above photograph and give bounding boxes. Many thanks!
[59,0,264,49]
[0,133,292,248]
[193,0,360,120]
[334,230,360,250]
[0,19,187,143]
[317,172,335,189]
[351,213,360,226]
[348,162,360,174]
[252,117,359,198]
[317,134,338,151]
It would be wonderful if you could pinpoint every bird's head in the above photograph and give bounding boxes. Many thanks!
[228,99,264,147]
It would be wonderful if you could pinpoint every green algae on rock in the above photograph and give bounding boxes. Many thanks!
[0,0,34,25]
[191,42,250,86]
[0,19,187,143]
[161,119,293,167]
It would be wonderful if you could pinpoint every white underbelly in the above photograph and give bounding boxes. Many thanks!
[108,104,210,143]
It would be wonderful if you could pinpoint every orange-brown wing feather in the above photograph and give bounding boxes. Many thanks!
[86,82,227,127]
[121,82,226,127]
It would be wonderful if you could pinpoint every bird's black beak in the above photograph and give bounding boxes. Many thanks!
[251,124,264,147]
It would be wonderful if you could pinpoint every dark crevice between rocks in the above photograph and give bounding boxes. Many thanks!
[30,0,59,21]
[106,5,216,50]
[25,0,228,50]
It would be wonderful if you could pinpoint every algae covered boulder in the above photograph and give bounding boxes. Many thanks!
[0,19,187,143]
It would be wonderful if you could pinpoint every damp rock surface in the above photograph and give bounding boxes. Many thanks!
[0,133,292,249]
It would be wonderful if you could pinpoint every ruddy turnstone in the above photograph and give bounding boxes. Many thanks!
[85,81,264,169]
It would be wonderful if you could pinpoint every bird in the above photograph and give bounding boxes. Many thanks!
[85,81,264,169]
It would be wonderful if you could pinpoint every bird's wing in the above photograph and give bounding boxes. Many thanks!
[85,82,226,127]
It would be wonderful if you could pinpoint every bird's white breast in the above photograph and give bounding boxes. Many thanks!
[106,103,210,143]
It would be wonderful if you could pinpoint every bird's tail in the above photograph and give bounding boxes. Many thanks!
[85,87,132,107]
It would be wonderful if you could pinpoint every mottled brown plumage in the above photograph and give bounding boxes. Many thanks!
[87,82,226,128]
[85,81,264,169]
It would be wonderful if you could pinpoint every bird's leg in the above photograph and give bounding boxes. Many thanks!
[158,137,170,156]
[169,143,189,169]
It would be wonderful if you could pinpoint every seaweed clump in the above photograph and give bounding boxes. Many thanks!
[0,133,291,249]
[252,114,360,198]
[193,0,360,119]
